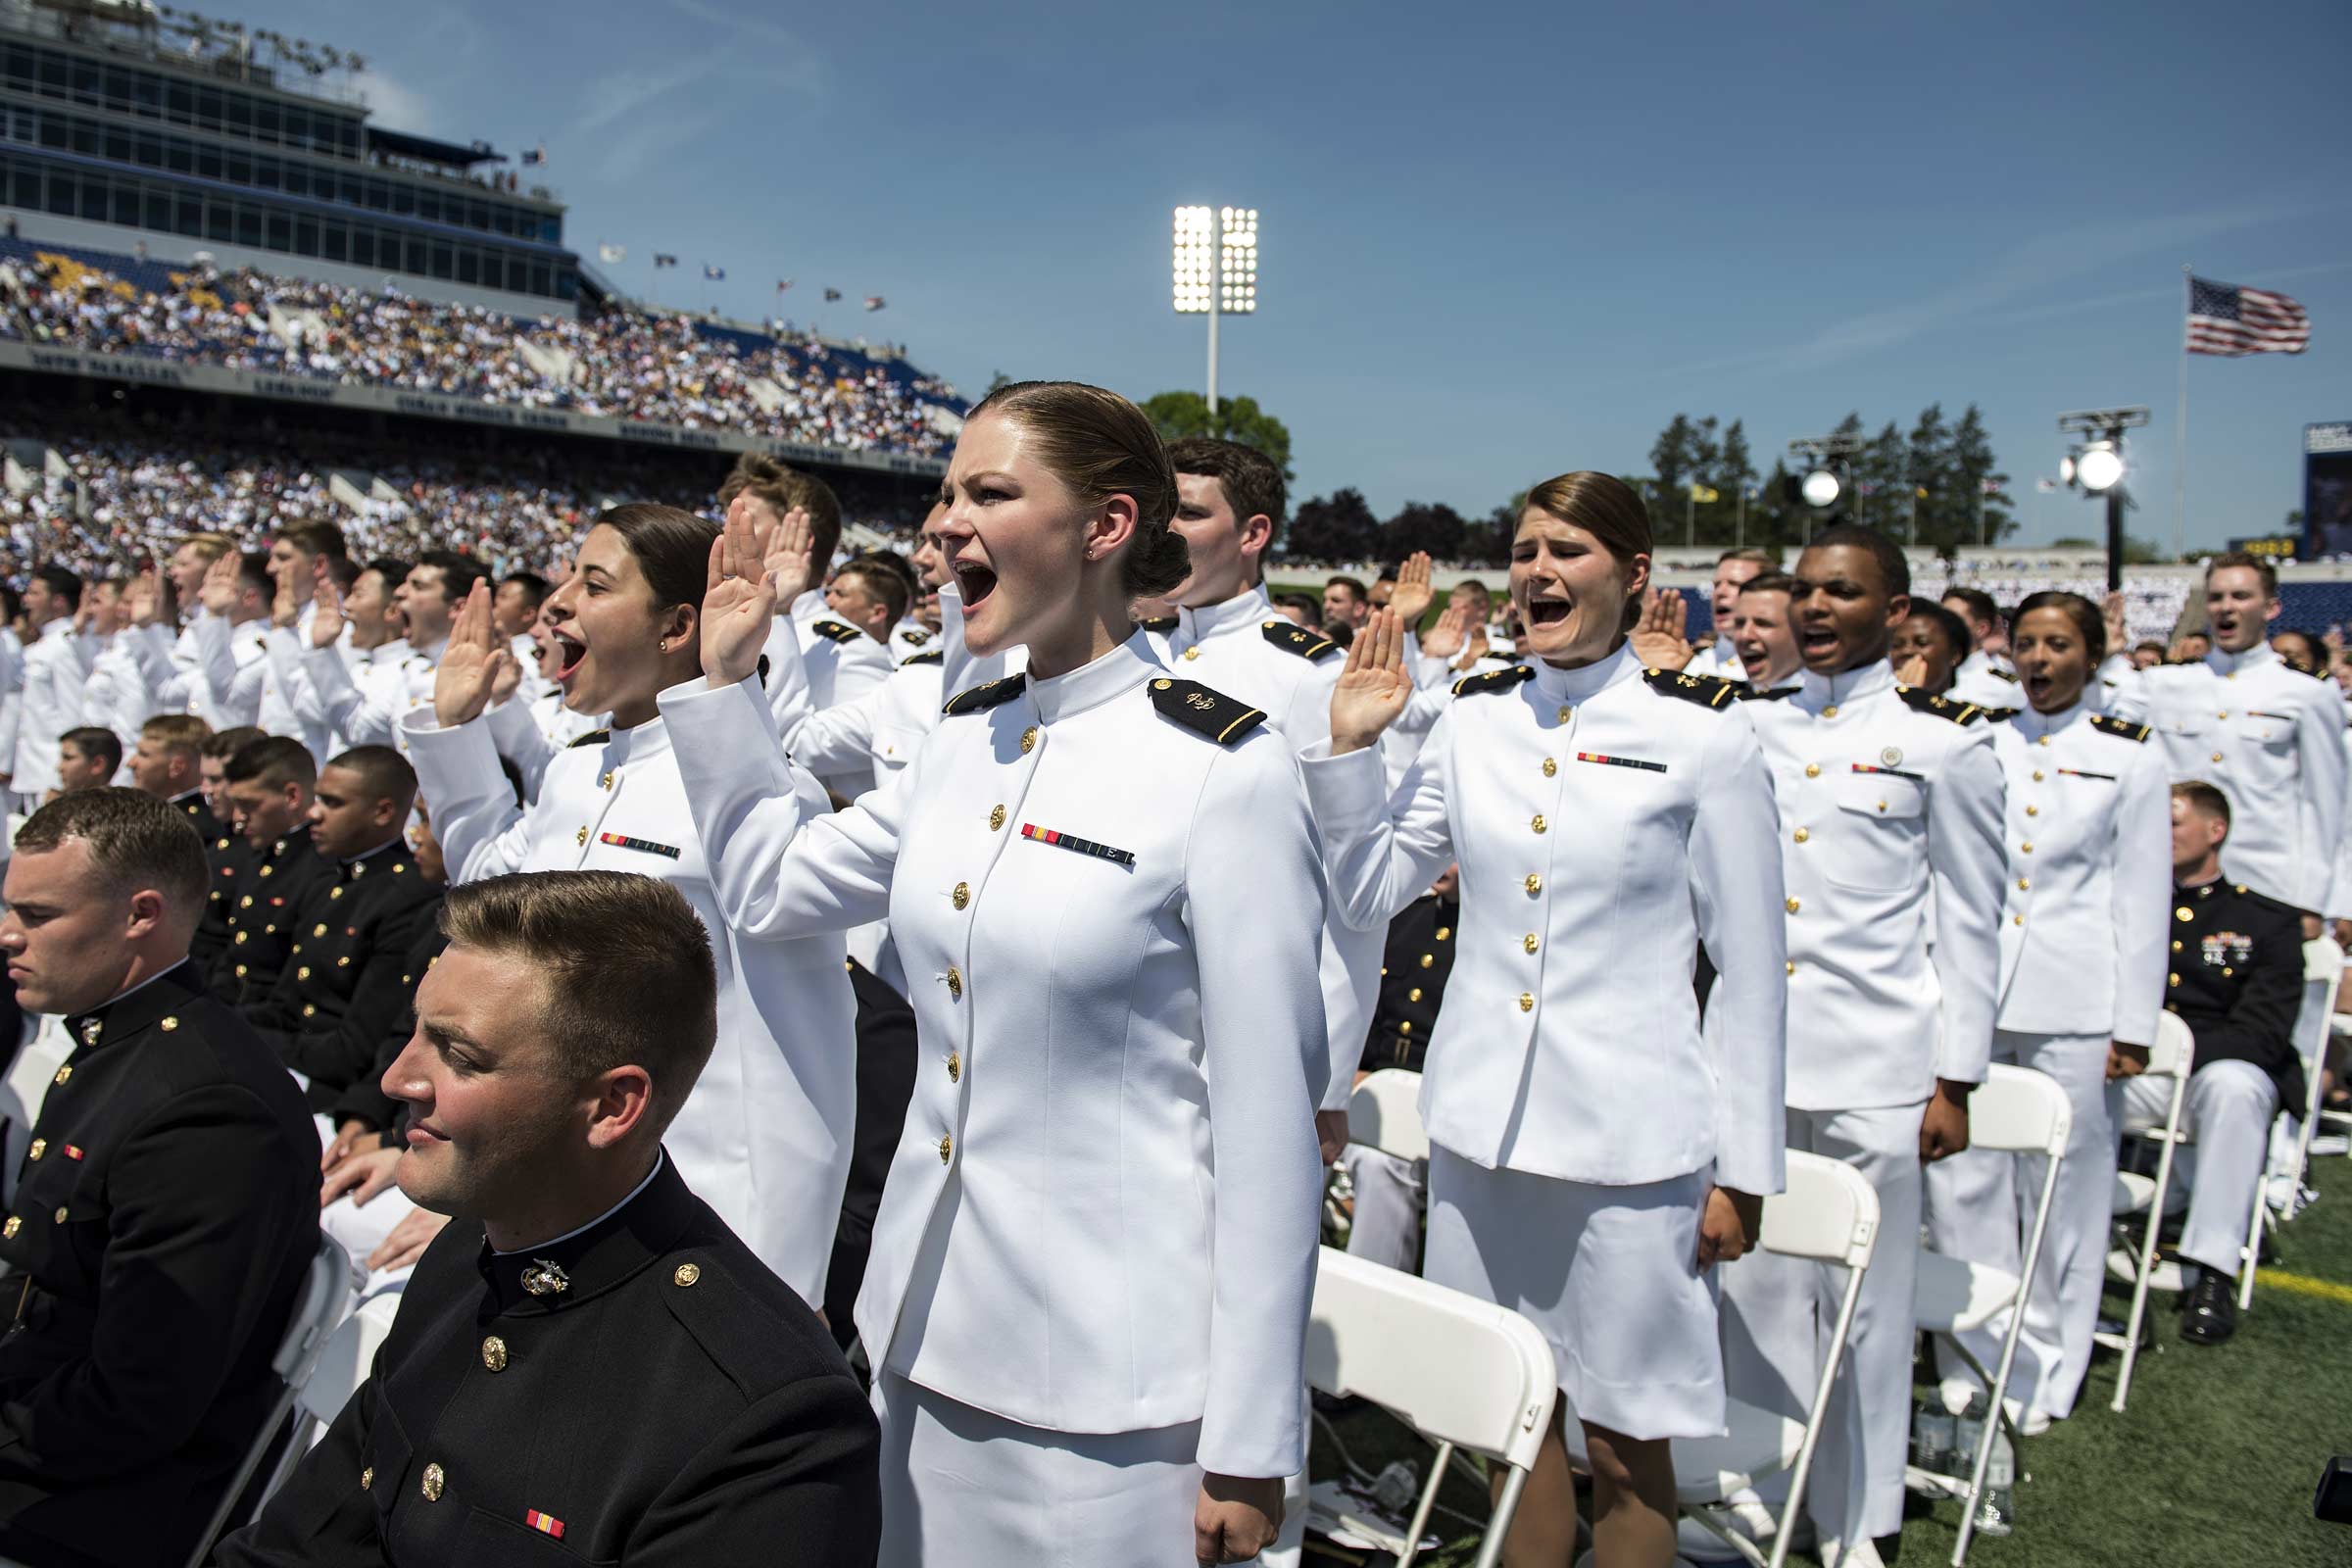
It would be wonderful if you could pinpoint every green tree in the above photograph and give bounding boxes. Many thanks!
[1382,501,1470,562]
[1945,404,2014,554]
[1283,488,1379,564]
[1141,391,1294,479]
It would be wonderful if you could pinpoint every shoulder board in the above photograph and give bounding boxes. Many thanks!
[901,649,945,666]
[2089,713,2152,743]
[1138,614,1179,634]
[941,673,1027,716]
[1897,686,1984,724]
[1979,706,2019,722]
[1642,666,1741,710]
[899,627,931,647]
[565,728,611,749]
[1990,667,2020,684]
[1738,684,1796,702]
[1453,664,1535,698]
[1261,619,1338,662]
[1149,677,1265,746]
[808,618,861,644]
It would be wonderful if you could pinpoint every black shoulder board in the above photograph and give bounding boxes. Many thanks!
[2090,713,2152,743]
[809,618,862,644]
[1453,664,1535,698]
[1980,706,2020,723]
[1138,614,1179,634]
[1149,677,1265,746]
[566,728,611,749]
[1642,666,1741,710]
[1739,684,1797,702]
[900,626,931,646]
[1261,618,1338,662]
[1897,686,1984,724]
[902,649,945,666]
[1990,667,2021,684]
[942,674,1027,716]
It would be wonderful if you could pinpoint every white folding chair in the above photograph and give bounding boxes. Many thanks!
[1906,1065,2070,1563]
[1348,1067,1431,1163]
[254,1288,401,1503]
[184,1237,357,1567]
[1306,1247,1557,1568]
[2266,937,2343,1235]
[1673,1152,1882,1568]
[2098,1011,2194,1413]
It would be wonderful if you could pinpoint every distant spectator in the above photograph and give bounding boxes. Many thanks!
[55,725,121,793]
[1323,574,1370,629]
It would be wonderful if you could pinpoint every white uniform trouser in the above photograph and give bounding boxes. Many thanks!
[1721,1102,1923,1545]
[2116,1059,2277,1277]
[1341,1144,1425,1274]
[1923,1032,2112,1420]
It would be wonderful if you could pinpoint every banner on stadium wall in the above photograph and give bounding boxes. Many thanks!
[2308,422,2352,560]
[0,341,949,480]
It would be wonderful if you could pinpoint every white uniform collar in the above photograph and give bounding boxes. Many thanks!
[605,713,674,765]
[2006,698,2088,741]
[1795,658,1895,713]
[1528,641,1640,704]
[2205,641,2277,677]
[1956,649,1992,680]
[1028,631,1157,725]
[1174,585,1273,648]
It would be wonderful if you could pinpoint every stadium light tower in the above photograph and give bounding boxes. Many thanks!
[2057,407,2151,591]
[1172,206,1257,416]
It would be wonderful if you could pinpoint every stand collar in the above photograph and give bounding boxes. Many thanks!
[1796,659,1895,712]
[1527,642,1640,704]
[1026,631,1159,725]
[1174,585,1274,649]
[62,958,202,1055]
[477,1151,693,1316]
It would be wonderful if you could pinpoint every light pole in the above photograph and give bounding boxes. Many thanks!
[1788,433,1869,545]
[2057,407,2150,591]
[1173,206,1256,416]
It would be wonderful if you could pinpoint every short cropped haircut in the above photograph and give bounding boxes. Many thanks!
[276,520,347,562]
[30,564,80,612]
[1717,546,1778,567]
[1940,586,1999,628]
[1738,570,1798,600]
[178,531,234,564]
[223,735,317,793]
[439,871,718,1133]
[1805,524,1910,599]
[15,787,207,910]
[499,571,550,611]
[61,726,122,776]
[234,552,272,598]
[2204,550,2278,598]
[1325,575,1368,602]
[201,724,267,762]
[365,556,413,591]
[141,713,212,756]
[719,453,844,570]
[322,745,417,817]
[321,555,362,594]
[2173,779,2231,831]
[417,549,489,605]
[1166,437,1288,533]
[833,559,910,628]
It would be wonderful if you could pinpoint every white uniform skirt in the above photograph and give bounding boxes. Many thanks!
[874,1371,1255,1567]
[1425,1149,1723,1441]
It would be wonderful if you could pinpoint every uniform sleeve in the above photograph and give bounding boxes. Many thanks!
[1689,708,1788,1196]
[617,1375,881,1566]
[2109,747,2174,1049]
[2100,666,2149,724]
[400,711,534,884]
[766,621,889,777]
[660,674,900,938]
[0,1085,316,1481]
[2292,680,2347,915]
[1929,726,2007,1084]
[209,1337,381,1566]
[1188,740,1328,1479]
[761,615,815,737]
[300,645,379,745]
[1297,715,1457,932]
[484,696,557,806]
[829,631,895,710]
[266,629,330,738]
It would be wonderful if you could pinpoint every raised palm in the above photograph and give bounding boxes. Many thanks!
[310,575,346,650]
[433,579,509,728]
[702,506,778,687]
[1330,609,1415,754]
[1420,604,1470,662]
[1389,551,1436,626]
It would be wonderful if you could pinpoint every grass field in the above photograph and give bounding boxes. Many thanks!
[1315,1152,2352,1566]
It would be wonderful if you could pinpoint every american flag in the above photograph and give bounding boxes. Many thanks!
[2186,275,2310,356]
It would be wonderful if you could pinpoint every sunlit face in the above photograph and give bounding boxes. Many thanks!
[540,525,691,718]
[1448,583,1492,624]
[2133,645,2164,670]
[225,773,310,846]
[344,567,401,642]
[1791,543,1904,674]
[23,577,64,625]
[2272,631,2321,676]
[308,762,398,859]
[1888,614,1963,694]
[823,572,889,637]
[2204,564,2276,655]
[1323,581,1367,627]
[408,806,447,885]
[492,580,539,639]
[909,501,951,628]
[937,410,1109,659]
[1729,587,1797,686]
[268,539,318,603]
[398,565,459,648]
[1711,557,1764,619]
[2171,794,2226,875]
[56,740,114,793]
[1938,594,1992,650]
[129,736,193,799]
[198,754,228,815]
[0,841,159,1015]
[88,581,125,635]
[2012,607,2090,714]
[169,542,215,600]
[1508,510,1645,666]
[1170,473,1259,609]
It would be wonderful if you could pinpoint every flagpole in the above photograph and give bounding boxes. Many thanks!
[2175,263,2191,560]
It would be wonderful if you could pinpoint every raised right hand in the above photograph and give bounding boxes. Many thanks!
[310,573,346,650]
[1330,608,1414,755]
[703,503,778,687]
[1388,551,1436,626]
[432,578,511,729]
[199,550,239,616]
[1419,603,1469,661]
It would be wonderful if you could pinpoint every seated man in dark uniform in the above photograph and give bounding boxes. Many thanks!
[129,714,221,840]
[212,738,330,1008]
[2114,781,2307,1346]
[217,870,883,1566]
[191,727,268,972]
[0,790,319,1568]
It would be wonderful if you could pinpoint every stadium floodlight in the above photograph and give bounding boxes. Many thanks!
[1172,205,1260,415]
[2056,407,2151,591]
[1800,469,1842,509]
[2058,454,2077,486]
[2074,442,2125,493]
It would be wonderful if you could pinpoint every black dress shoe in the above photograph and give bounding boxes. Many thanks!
[2180,1270,2237,1345]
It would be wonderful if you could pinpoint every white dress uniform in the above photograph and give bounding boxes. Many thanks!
[1303,647,1787,1440]
[191,613,272,731]
[1720,660,2005,1547]
[302,639,445,752]
[0,624,23,796]
[1923,703,2169,1421]
[1684,638,1744,682]
[1947,648,2022,711]
[659,633,1328,1568]
[887,617,938,664]
[85,630,154,762]
[2108,641,2346,913]
[765,589,896,801]
[12,616,94,801]
[398,707,858,1303]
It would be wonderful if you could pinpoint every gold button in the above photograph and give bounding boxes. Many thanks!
[1876,801,1886,812]
[1436,926,1451,941]
[1556,706,1572,722]
[2211,752,2224,763]
[259,864,273,878]
[1804,763,1820,778]
[2169,972,2180,987]
[303,1004,317,1018]
[52,1066,70,1087]
[314,923,327,937]
[600,771,613,790]
[1523,932,1540,953]
[239,895,253,908]
[1787,960,1796,975]
[2021,842,2034,855]
[947,1053,960,1083]
[939,1134,954,1163]
[360,1466,373,1491]
[1530,814,1546,834]
[297,966,312,981]
[2017,878,2031,891]
[674,1263,702,1287]
[1419,954,1434,969]
[2036,735,2050,747]
[2025,805,2038,816]
[1020,726,1039,754]
[2222,965,2233,977]
[3,1217,19,1239]
[53,1207,67,1224]
[481,1336,508,1373]
[2218,710,2229,720]
[1524,874,1543,895]
[1518,993,1535,1012]
[2014,913,2026,926]
[952,881,970,910]
[2177,906,2193,922]
[2032,770,2044,781]
[2172,940,2181,952]
[1786,898,1800,913]
[1823,705,1838,718]
[394,863,406,873]
[576,825,589,846]
[1407,987,1423,1003]
[339,956,350,967]
[1183,647,1200,661]
[989,805,1005,832]
[1792,828,1810,844]
[26,1141,42,1161]
[946,966,962,1000]
[330,887,343,900]
[1153,679,1171,690]
[420,1463,444,1502]
[1397,1020,1413,1035]
[1542,758,1557,777]
[235,964,248,977]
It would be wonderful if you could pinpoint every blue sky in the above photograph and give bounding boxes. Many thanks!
[264,0,2345,549]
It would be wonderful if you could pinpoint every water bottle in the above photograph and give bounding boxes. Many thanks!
[1952,1396,1986,1489]
[1975,1426,2017,1537]
[1912,1399,1956,1475]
